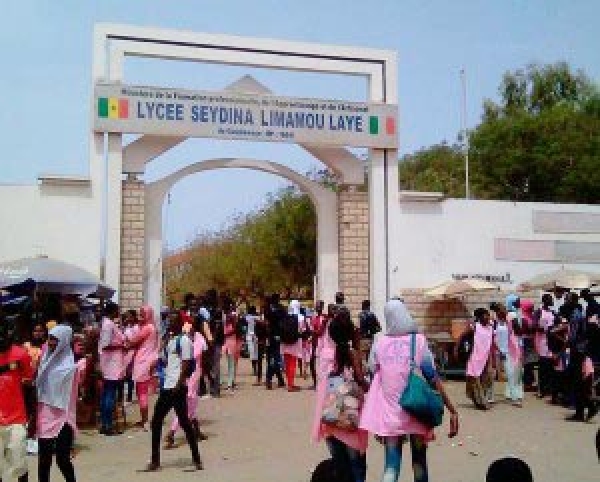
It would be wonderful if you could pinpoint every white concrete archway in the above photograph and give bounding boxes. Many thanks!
[92,24,399,318]
[145,158,338,312]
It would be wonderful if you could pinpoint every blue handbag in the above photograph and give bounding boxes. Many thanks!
[399,334,444,427]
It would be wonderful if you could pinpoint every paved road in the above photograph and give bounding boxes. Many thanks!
[31,360,598,481]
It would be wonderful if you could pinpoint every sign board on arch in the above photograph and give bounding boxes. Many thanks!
[93,83,398,149]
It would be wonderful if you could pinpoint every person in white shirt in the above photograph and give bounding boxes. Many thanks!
[144,313,202,472]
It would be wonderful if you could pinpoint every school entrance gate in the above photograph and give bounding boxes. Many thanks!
[91,24,399,316]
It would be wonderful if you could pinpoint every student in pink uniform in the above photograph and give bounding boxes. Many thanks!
[36,325,86,482]
[98,302,125,435]
[223,310,241,391]
[359,299,458,482]
[164,317,207,447]
[465,308,495,410]
[312,308,368,482]
[126,305,158,431]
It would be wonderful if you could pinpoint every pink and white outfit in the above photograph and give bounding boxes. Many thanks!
[466,323,494,378]
[123,324,139,374]
[222,314,241,358]
[98,317,125,381]
[535,308,554,359]
[505,312,524,402]
[312,321,368,453]
[360,333,434,442]
[129,309,158,411]
[36,325,84,482]
[170,331,207,433]
[36,326,84,438]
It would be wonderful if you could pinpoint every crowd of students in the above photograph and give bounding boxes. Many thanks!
[461,290,599,422]
[1,287,598,482]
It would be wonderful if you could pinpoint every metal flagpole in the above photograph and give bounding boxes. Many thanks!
[460,68,470,199]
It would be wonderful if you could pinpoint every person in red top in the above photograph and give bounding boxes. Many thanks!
[0,315,33,482]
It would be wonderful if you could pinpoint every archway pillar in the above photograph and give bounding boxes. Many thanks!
[120,176,145,312]
[337,186,370,315]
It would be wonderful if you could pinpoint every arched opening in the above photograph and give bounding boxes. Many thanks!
[144,159,338,314]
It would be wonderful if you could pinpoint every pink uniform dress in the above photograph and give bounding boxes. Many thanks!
[187,332,207,396]
[535,308,554,358]
[123,324,139,374]
[37,360,86,439]
[359,333,434,441]
[129,323,158,384]
[98,317,125,381]
[466,323,493,377]
[311,327,368,453]
[223,316,241,357]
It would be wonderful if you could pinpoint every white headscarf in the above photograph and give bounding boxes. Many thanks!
[36,325,76,410]
[288,299,301,315]
[384,299,418,336]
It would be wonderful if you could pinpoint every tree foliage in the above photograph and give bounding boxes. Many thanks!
[166,186,317,305]
[399,62,600,203]
[399,143,469,197]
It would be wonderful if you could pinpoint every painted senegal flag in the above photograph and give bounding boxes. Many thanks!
[369,116,396,135]
[98,97,129,119]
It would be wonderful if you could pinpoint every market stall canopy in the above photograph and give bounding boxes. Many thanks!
[424,278,499,298]
[0,256,114,298]
[517,267,600,291]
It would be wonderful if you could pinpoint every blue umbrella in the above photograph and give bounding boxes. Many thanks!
[0,256,114,298]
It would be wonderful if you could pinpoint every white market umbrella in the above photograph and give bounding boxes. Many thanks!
[0,256,114,297]
[424,278,499,298]
[517,267,600,291]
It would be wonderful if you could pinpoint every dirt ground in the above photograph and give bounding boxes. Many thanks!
[31,360,598,482]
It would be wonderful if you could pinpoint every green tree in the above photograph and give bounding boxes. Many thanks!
[471,62,600,203]
[398,143,472,197]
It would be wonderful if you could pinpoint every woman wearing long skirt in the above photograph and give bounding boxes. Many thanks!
[126,305,158,430]
[465,308,495,410]
[504,295,524,406]
[36,325,84,482]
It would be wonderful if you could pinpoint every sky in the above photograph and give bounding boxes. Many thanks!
[1,1,599,249]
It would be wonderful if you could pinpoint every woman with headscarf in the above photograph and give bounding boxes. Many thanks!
[36,325,83,482]
[312,308,369,482]
[505,294,524,406]
[359,299,459,482]
[281,299,306,392]
[126,305,158,431]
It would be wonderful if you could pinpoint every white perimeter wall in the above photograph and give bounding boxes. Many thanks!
[1,183,599,299]
[0,184,101,276]
[390,198,600,292]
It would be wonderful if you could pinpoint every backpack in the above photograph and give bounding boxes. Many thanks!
[174,335,196,378]
[321,370,364,431]
[280,314,300,344]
